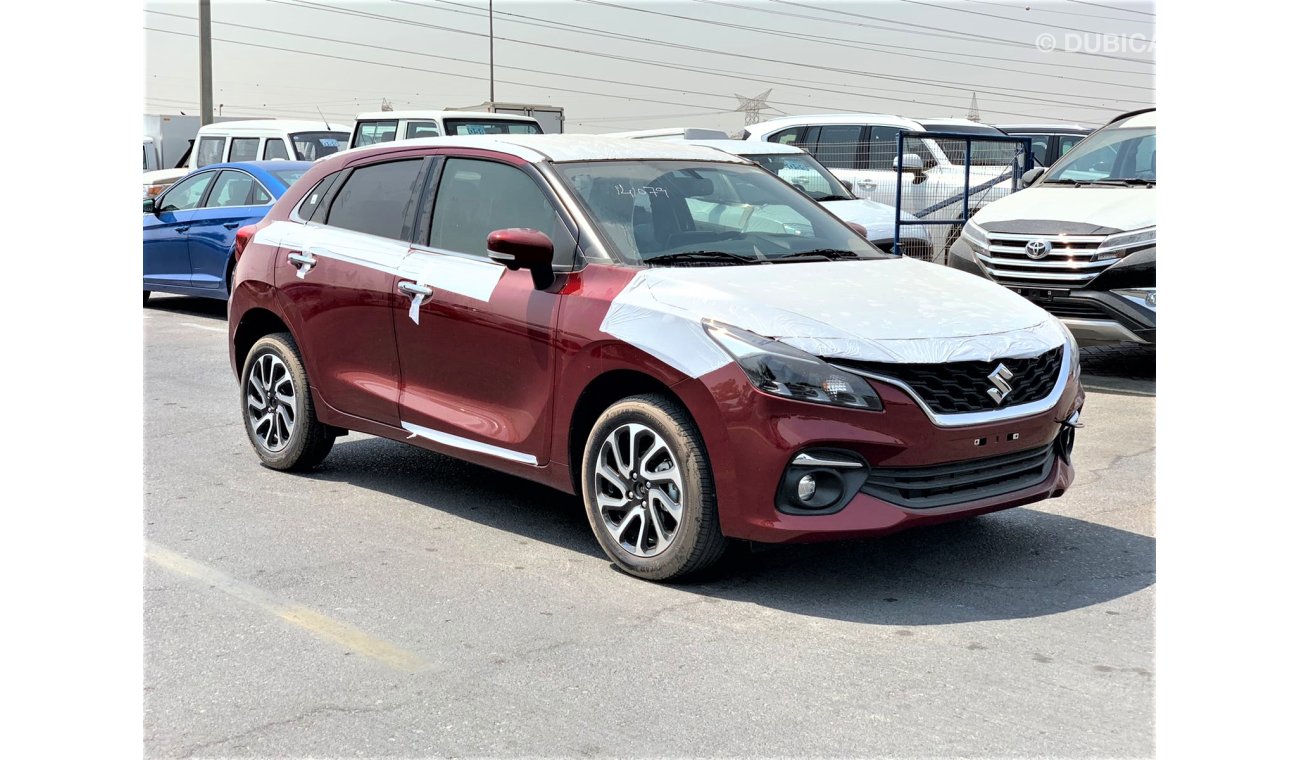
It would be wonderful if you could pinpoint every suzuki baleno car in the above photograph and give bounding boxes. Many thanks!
[228,135,1084,581]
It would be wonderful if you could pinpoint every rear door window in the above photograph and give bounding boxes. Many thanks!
[206,171,271,207]
[326,160,424,240]
[427,158,574,259]
[196,136,226,167]
[354,121,398,147]
[867,126,904,170]
[811,125,863,169]
[263,138,291,160]
[228,137,260,162]
[405,121,441,139]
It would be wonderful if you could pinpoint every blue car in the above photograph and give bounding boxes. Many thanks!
[143,161,311,303]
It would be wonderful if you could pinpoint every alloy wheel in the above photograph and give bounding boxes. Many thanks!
[595,423,684,558]
[246,353,297,452]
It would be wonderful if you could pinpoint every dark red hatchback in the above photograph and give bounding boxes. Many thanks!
[229,135,1083,581]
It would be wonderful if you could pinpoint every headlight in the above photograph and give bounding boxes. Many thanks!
[1112,287,1156,310]
[960,220,989,254]
[1065,326,1081,378]
[704,320,883,411]
[1095,227,1155,261]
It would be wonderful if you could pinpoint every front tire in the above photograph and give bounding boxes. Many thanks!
[240,332,335,471]
[581,394,728,581]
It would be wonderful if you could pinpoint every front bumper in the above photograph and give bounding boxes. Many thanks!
[677,360,1084,544]
[948,238,1155,345]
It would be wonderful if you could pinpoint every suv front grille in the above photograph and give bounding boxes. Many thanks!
[833,347,1063,414]
[1037,298,1110,320]
[862,444,1055,509]
[977,232,1111,288]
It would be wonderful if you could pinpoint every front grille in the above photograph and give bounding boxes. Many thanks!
[976,232,1112,288]
[833,347,1063,414]
[862,444,1055,509]
[1037,298,1110,320]
[872,237,935,262]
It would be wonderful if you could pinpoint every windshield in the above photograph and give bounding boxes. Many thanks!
[270,168,309,186]
[444,119,542,136]
[1043,125,1156,183]
[929,137,1021,167]
[556,160,885,266]
[740,152,854,201]
[290,131,347,161]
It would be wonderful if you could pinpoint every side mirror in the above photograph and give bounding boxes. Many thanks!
[487,228,555,289]
[143,196,157,213]
[1021,166,1047,188]
[846,222,869,239]
[893,153,925,174]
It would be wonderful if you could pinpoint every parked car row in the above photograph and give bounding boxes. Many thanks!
[197,133,1086,581]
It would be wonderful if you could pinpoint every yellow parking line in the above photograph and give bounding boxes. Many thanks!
[146,542,434,673]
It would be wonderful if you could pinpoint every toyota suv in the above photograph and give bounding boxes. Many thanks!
[949,109,1155,345]
[228,135,1084,581]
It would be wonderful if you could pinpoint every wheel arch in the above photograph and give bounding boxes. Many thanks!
[232,307,294,378]
[566,369,690,494]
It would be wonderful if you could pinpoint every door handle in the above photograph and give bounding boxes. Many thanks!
[286,251,317,279]
[223,222,240,229]
[175,226,190,233]
[398,281,433,297]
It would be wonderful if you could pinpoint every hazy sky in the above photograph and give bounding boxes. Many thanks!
[143,0,1155,133]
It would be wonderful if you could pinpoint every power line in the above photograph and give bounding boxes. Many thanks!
[272,0,1148,111]
[1065,0,1156,17]
[768,0,1152,64]
[894,0,1150,36]
[958,0,1154,24]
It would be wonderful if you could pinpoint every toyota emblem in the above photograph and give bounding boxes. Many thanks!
[1024,239,1052,259]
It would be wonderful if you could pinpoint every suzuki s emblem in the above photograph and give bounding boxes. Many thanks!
[1024,239,1052,259]
[987,364,1015,405]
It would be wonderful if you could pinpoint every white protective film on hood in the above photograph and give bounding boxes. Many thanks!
[972,186,1156,232]
[599,257,1067,378]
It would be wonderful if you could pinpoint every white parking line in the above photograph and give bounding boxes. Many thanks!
[179,322,226,334]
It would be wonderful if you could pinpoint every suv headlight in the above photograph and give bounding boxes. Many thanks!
[961,220,989,254]
[1095,227,1155,261]
[704,320,883,411]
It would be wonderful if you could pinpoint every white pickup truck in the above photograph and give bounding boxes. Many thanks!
[743,114,1024,254]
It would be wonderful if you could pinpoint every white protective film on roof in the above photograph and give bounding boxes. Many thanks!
[599,257,1067,378]
[342,135,749,165]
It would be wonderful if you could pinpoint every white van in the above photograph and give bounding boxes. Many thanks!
[347,111,543,149]
[142,119,348,193]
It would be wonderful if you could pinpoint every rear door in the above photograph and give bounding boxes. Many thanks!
[143,171,215,289]
[272,157,430,425]
[185,169,274,291]
[392,155,575,464]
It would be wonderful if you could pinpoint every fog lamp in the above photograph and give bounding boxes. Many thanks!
[797,474,818,502]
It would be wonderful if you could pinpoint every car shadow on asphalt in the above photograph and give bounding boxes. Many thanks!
[309,435,1154,626]
[144,295,228,320]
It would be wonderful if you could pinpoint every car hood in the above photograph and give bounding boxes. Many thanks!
[822,199,919,241]
[599,257,1066,378]
[972,186,1156,233]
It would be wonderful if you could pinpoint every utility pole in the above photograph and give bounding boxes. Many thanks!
[488,0,495,103]
[199,0,213,125]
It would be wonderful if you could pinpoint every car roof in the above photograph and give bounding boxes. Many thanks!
[197,120,342,135]
[746,113,923,135]
[349,134,749,163]
[184,161,314,189]
[994,123,1092,132]
[353,110,539,122]
[671,138,804,156]
[1108,108,1156,129]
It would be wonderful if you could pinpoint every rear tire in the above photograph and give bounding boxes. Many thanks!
[240,332,335,471]
[581,393,729,581]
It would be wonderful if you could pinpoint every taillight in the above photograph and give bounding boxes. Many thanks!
[233,225,256,261]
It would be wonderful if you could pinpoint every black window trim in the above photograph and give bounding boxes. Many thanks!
[412,154,585,273]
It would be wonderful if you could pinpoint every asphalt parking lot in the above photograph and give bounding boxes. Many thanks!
[144,294,1154,758]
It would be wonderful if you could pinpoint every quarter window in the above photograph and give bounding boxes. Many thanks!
[428,159,573,260]
[228,137,260,162]
[297,173,339,222]
[326,160,424,240]
[158,172,215,212]
[196,136,226,167]
[263,139,291,160]
[767,127,803,146]
[405,121,441,139]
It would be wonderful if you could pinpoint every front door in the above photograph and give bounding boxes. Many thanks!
[186,169,273,291]
[143,170,215,289]
[393,156,574,465]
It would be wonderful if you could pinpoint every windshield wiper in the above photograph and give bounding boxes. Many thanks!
[773,249,867,263]
[1041,178,1087,186]
[815,194,856,202]
[643,250,765,266]
[1091,178,1156,187]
